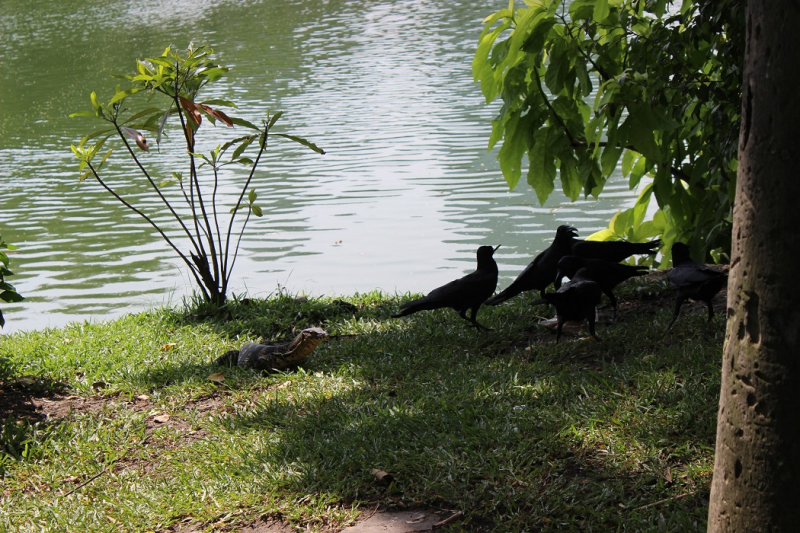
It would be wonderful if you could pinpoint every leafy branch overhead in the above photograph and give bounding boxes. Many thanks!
[69,44,324,305]
[474,0,743,262]
[0,237,25,328]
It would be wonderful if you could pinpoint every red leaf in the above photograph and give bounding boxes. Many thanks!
[179,96,203,126]
[198,103,234,127]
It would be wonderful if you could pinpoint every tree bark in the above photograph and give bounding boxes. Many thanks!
[708,2,800,531]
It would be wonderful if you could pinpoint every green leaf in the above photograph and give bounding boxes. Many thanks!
[122,107,163,125]
[274,133,325,155]
[610,208,633,236]
[90,91,101,113]
[198,67,228,82]
[626,114,661,162]
[109,87,144,105]
[0,290,25,303]
[201,99,238,109]
[69,110,97,119]
[621,150,638,177]
[230,117,260,131]
[653,164,674,206]
[78,129,113,147]
[600,143,623,176]
[267,111,284,130]
[528,128,556,204]
[248,189,257,204]
[498,130,525,189]
[521,16,557,56]
[629,155,651,189]
[593,0,610,22]
[586,228,618,241]
[560,158,582,201]
[251,204,263,217]
[628,103,680,131]
[96,150,114,171]
[232,136,256,160]
[569,0,596,21]
[632,183,654,228]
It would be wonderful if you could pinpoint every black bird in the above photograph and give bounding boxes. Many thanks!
[571,237,661,263]
[555,255,649,319]
[665,242,728,330]
[542,268,603,343]
[485,225,578,306]
[393,245,500,330]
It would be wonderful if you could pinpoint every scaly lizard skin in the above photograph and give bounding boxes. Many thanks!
[215,328,329,371]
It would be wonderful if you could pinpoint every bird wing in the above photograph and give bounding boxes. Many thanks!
[668,262,725,290]
[545,280,602,321]
[401,269,496,313]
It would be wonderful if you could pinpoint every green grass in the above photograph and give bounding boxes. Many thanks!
[0,278,724,531]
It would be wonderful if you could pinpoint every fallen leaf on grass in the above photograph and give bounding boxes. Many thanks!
[153,414,170,423]
[159,343,177,351]
[136,394,151,401]
[15,376,37,386]
[371,468,394,483]
[207,373,225,384]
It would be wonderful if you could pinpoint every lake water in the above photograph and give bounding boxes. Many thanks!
[0,0,638,334]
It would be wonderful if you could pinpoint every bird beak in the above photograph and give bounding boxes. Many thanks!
[494,245,502,252]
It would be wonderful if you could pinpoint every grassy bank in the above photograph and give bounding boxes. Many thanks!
[0,274,724,531]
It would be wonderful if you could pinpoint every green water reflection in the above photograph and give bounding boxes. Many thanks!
[0,0,638,332]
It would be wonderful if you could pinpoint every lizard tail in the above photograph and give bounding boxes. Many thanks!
[214,350,240,366]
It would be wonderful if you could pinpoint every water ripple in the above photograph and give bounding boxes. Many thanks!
[0,0,644,333]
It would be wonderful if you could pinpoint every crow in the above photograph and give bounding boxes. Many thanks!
[393,245,500,330]
[571,237,661,263]
[485,225,578,306]
[665,242,728,331]
[555,255,649,319]
[542,267,603,343]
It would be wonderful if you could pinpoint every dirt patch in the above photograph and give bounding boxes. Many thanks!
[167,514,295,533]
[0,384,221,454]
[343,509,462,532]
[0,377,69,423]
[165,508,463,533]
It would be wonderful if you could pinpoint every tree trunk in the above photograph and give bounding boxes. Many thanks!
[707,2,800,531]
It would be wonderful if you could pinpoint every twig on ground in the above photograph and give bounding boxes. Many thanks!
[635,492,694,510]
[62,470,106,498]
[434,511,463,528]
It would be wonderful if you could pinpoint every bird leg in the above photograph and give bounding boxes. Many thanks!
[705,300,715,322]
[587,312,601,341]
[604,290,618,321]
[555,318,564,343]
[663,296,686,333]
[460,309,491,331]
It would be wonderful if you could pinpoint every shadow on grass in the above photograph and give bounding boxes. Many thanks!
[208,305,722,531]
[0,375,68,474]
[171,291,397,341]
